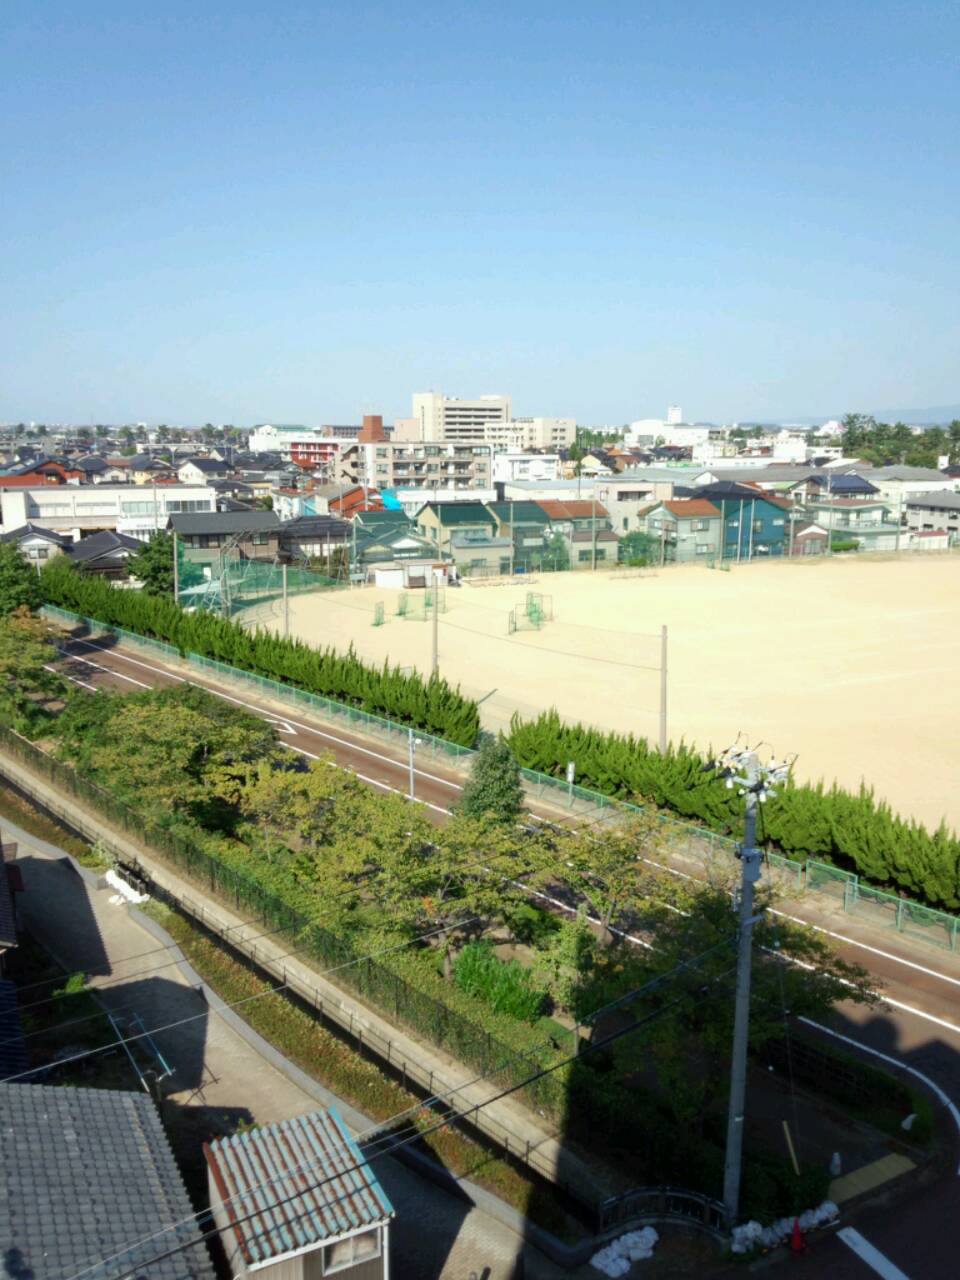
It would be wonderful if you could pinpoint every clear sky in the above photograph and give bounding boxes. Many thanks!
[2,1,958,426]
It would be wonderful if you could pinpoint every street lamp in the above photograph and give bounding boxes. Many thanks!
[705,741,791,1230]
[407,729,423,801]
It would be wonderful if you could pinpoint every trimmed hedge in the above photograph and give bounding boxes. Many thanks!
[39,558,480,745]
[506,709,960,909]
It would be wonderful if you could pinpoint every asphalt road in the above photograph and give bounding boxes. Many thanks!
[50,630,960,1278]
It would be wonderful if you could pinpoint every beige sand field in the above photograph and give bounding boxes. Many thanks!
[256,556,960,832]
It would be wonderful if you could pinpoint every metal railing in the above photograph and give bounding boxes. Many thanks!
[597,1186,726,1237]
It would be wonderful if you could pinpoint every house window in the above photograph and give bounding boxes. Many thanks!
[772,518,784,526]
[323,1228,381,1273]
[622,517,629,530]
[252,533,270,545]
[753,520,763,533]
[577,549,592,562]
[691,520,708,531]
[695,543,712,553]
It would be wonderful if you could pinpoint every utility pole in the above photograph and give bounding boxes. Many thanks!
[431,580,439,676]
[826,471,834,555]
[172,531,180,604]
[509,499,515,577]
[747,499,755,561]
[591,489,598,571]
[407,728,421,800]
[282,562,289,638]
[711,745,790,1229]
[658,625,668,752]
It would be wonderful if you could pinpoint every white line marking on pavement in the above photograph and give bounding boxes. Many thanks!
[68,637,462,789]
[800,1016,960,1173]
[44,664,99,693]
[56,649,151,689]
[772,910,960,989]
[837,1227,912,1279]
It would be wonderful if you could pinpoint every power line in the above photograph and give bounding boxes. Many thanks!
[64,946,738,1280]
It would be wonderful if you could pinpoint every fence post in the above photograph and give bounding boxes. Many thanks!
[896,899,905,932]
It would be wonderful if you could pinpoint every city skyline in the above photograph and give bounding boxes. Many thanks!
[2,1,958,425]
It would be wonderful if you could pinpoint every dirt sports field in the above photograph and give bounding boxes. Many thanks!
[253,555,960,833]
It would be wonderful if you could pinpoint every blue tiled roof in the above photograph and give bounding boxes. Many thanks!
[205,1106,393,1264]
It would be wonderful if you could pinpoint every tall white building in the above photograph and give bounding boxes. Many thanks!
[667,405,683,425]
[399,392,512,443]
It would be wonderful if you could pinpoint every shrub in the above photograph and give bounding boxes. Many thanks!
[452,941,546,1022]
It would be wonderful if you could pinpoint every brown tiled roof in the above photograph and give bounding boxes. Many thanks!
[662,499,720,518]
[536,499,610,520]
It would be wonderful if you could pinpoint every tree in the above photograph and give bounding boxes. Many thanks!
[456,734,524,825]
[618,530,657,566]
[543,531,570,571]
[0,610,69,733]
[0,543,41,615]
[129,531,175,595]
[530,810,666,946]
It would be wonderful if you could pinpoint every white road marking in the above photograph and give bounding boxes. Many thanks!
[66,637,462,789]
[55,649,151,689]
[800,1016,960,1172]
[264,717,297,735]
[44,664,100,693]
[836,1227,912,1279]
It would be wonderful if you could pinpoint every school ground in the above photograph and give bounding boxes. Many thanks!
[251,554,960,833]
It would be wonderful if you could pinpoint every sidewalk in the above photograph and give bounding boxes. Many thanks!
[4,814,581,1280]
[0,749,608,1203]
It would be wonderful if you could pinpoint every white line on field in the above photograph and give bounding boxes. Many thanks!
[836,1228,912,1280]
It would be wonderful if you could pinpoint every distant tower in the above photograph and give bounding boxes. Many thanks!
[667,405,683,425]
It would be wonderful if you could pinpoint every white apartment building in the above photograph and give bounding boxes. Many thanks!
[359,440,491,490]
[396,392,512,443]
[667,405,683,425]
[247,424,357,472]
[484,417,576,450]
[0,483,215,539]
[492,452,561,484]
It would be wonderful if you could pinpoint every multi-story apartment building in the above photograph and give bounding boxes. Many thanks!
[396,392,511,443]
[247,423,358,475]
[360,440,491,491]
[483,417,577,450]
[0,482,215,538]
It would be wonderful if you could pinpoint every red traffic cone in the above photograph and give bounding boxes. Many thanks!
[790,1217,806,1255]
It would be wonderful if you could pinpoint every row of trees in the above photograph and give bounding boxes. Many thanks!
[507,709,960,909]
[38,557,481,745]
[841,413,960,468]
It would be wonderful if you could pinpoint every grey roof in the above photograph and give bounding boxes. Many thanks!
[0,843,17,947]
[68,530,142,565]
[180,456,230,473]
[206,1106,392,1265]
[0,979,28,1079]
[0,1083,214,1279]
[905,489,960,511]
[280,515,351,539]
[168,511,280,535]
[75,455,109,472]
[859,465,952,482]
[0,523,72,547]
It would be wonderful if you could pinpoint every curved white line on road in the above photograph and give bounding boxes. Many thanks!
[799,1015,960,1175]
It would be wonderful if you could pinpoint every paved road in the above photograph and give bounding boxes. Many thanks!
[48,628,960,1277]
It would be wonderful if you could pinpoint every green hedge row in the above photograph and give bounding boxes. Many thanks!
[39,558,480,745]
[507,709,960,909]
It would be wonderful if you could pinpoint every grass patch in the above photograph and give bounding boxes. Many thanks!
[0,776,107,868]
[147,901,588,1244]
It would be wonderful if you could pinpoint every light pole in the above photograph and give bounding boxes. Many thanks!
[407,728,422,800]
[707,743,790,1230]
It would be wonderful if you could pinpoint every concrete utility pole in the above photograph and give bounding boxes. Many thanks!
[591,489,598,571]
[509,499,515,577]
[712,745,790,1229]
[431,579,439,676]
[658,625,668,753]
[407,728,421,800]
[282,562,289,638]
[172,531,180,604]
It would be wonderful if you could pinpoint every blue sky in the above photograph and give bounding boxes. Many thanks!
[2,1,958,425]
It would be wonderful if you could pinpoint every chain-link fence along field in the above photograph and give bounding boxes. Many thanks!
[241,555,960,832]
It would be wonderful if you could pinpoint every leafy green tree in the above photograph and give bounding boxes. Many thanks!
[543,531,570,571]
[0,542,41,614]
[0,610,68,733]
[129,531,175,595]
[456,734,524,825]
[618,529,657,565]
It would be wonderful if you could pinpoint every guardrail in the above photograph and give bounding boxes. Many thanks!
[42,605,960,953]
[597,1186,726,1236]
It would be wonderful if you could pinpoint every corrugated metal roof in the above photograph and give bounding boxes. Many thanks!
[206,1106,393,1264]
